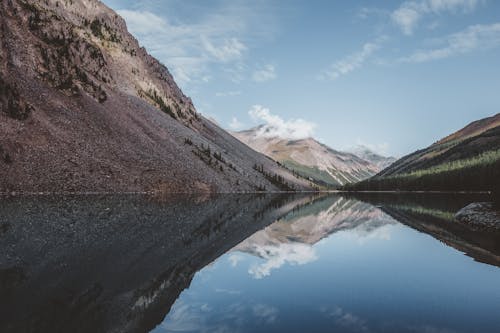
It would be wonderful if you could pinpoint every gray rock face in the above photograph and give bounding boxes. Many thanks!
[0,0,312,193]
[455,202,500,230]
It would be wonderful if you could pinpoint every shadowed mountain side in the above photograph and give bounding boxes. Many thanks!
[345,114,500,192]
[347,193,500,268]
[0,0,311,193]
[0,193,316,333]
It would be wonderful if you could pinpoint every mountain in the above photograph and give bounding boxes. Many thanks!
[0,0,312,193]
[345,113,500,192]
[233,126,391,188]
[348,145,396,170]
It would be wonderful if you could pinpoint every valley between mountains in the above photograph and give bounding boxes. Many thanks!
[1,0,499,194]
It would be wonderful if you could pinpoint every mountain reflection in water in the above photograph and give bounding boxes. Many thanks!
[1,193,499,333]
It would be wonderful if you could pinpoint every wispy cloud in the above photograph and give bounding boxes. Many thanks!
[357,7,390,20]
[252,64,277,82]
[228,254,245,267]
[117,4,274,87]
[319,38,385,80]
[354,139,391,156]
[391,0,481,35]
[249,105,316,140]
[228,117,244,130]
[116,10,167,34]
[252,304,279,324]
[202,37,247,62]
[162,299,279,333]
[401,22,500,62]
[215,90,241,97]
[321,306,370,333]
[248,242,317,279]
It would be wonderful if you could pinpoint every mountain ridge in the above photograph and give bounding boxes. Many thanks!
[233,126,395,188]
[0,0,312,193]
[345,113,500,192]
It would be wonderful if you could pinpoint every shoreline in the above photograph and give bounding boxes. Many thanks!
[0,189,492,197]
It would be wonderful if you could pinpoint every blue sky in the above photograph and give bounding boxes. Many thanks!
[102,0,500,156]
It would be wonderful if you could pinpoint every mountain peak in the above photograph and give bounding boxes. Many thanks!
[0,0,313,193]
[347,145,396,170]
[233,127,388,188]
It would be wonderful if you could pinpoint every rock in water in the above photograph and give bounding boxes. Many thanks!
[455,202,500,230]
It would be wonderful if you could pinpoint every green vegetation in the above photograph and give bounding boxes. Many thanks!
[0,145,13,164]
[90,19,104,39]
[255,184,267,192]
[390,149,500,180]
[141,89,177,119]
[282,160,338,188]
[345,149,500,192]
[253,164,295,191]
[0,77,33,120]
[388,204,456,222]
[23,2,43,30]
[190,143,237,174]
[89,19,121,43]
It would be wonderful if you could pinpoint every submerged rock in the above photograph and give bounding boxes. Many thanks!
[455,202,500,230]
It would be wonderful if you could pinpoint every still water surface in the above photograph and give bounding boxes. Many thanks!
[1,193,499,333]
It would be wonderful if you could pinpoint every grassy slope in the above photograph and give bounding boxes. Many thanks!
[345,124,500,192]
[282,160,373,189]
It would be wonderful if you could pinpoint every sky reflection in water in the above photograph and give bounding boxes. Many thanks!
[155,196,500,333]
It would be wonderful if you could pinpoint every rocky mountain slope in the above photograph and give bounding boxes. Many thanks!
[233,127,393,188]
[0,0,312,193]
[346,113,500,191]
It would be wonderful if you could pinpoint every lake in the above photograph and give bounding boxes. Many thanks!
[1,193,499,333]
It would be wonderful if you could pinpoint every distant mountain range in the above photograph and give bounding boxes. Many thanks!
[0,0,311,193]
[348,145,396,170]
[233,126,395,188]
[346,113,500,192]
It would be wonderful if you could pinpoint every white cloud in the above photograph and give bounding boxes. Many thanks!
[355,139,391,156]
[228,254,245,267]
[401,23,500,62]
[223,62,247,83]
[252,64,277,82]
[116,10,167,34]
[117,4,271,87]
[162,299,279,333]
[322,306,369,333]
[228,117,244,130]
[214,288,242,295]
[357,7,390,20]
[248,242,317,279]
[249,105,316,140]
[319,39,385,80]
[215,90,241,97]
[252,304,279,324]
[392,3,422,35]
[202,37,247,62]
[391,0,481,35]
